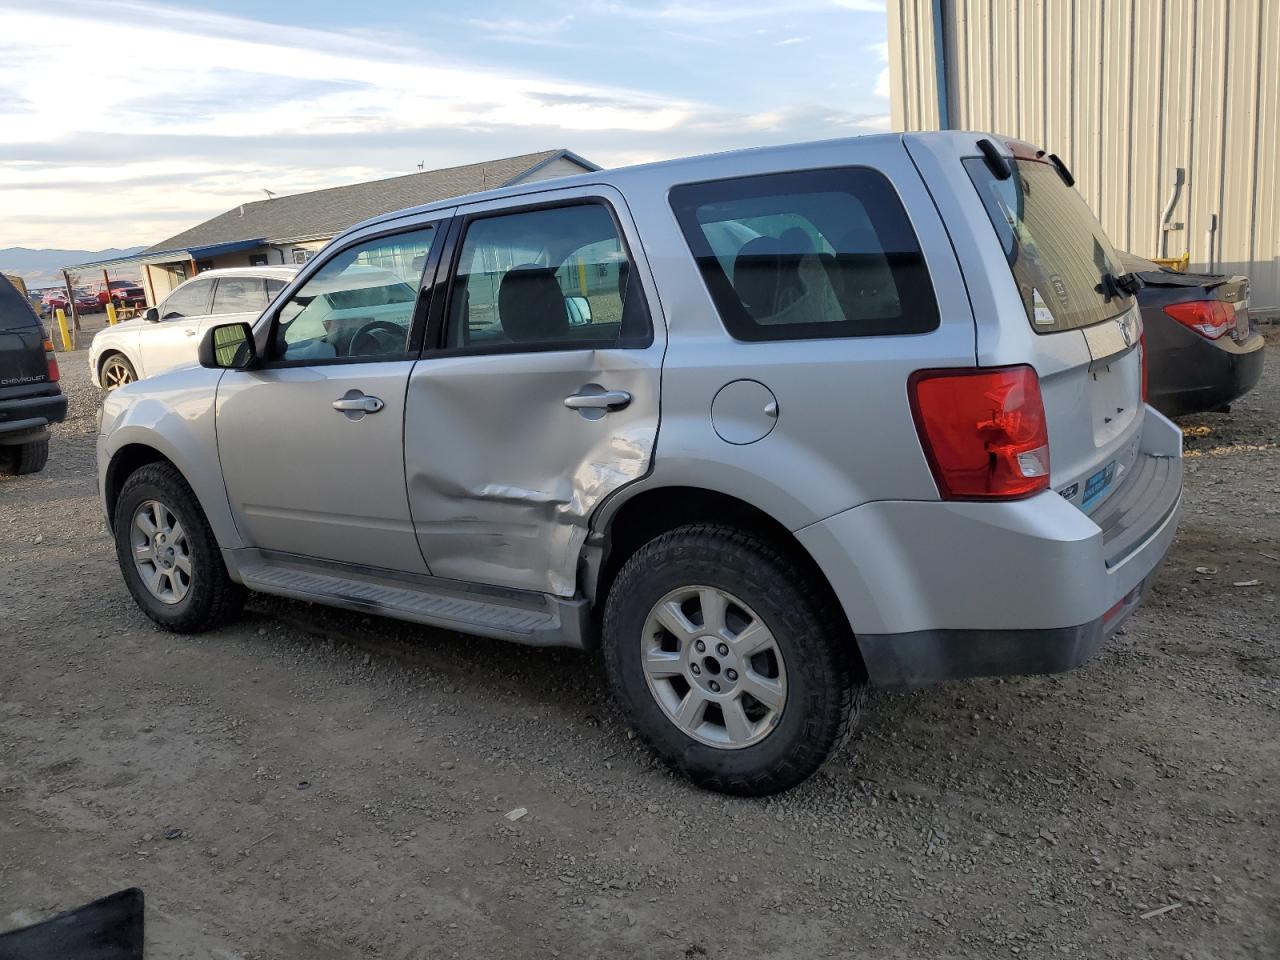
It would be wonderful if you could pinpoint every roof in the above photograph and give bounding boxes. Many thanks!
[168,266,301,281]
[350,132,904,236]
[143,149,597,255]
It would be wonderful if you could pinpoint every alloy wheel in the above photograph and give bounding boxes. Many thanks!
[103,358,134,390]
[130,499,192,605]
[640,585,787,749]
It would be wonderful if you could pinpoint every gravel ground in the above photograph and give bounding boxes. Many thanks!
[1,345,1277,959]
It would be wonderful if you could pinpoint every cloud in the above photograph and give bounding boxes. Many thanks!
[777,36,809,45]
[0,0,890,249]
[590,0,882,24]
[466,14,576,46]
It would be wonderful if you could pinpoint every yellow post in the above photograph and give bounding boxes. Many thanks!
[576,257,588,296]
[55,309,71,350]
[106,302,118,325]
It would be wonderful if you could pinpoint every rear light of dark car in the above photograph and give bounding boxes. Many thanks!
[908,365,1050,500]
[1163,300,1235,340]
[43,338,60,382]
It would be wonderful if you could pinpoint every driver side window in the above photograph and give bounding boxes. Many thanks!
[160,279,214,320]
[268,227,434,362]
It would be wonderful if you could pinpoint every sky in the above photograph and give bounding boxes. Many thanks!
[0,0,890,250]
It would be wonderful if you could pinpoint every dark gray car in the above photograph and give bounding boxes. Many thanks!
[0,274,65,474]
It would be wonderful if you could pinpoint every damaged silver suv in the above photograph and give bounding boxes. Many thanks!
[99,133,1183,795]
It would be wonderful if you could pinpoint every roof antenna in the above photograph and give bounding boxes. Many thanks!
[262,189,277,200]
[417,161,424,171]
[239,204,245,217]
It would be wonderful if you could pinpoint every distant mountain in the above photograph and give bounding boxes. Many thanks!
[0,247,146,288]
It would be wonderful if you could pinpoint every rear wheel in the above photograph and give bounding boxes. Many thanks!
[0,438,50,475]
[602,523,862,795]
[113,462,245,632]
[101,353,136,392]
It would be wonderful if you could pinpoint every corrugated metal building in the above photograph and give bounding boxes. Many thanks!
[887,0,1280,313]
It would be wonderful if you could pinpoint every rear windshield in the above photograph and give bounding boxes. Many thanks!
[669,167,939,341]
[0,275,41,330]
[965,158,1131,333]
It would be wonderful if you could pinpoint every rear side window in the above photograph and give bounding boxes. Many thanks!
[211,277,268,315]
[669,168,939,341]
[964,157,1132,332]
[443,202,650,352]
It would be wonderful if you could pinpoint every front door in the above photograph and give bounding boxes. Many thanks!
[405,191,664,596]
[216,220,447,571]
[142,276,215,377]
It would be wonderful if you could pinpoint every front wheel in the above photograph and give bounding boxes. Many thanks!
[100,353,136,392]
[602,524,863,795]
[113,462,245,633]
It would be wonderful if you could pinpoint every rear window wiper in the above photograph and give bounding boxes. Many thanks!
[1101,271,1145,299]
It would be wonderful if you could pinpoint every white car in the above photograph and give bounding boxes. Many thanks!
[89,267,298,390]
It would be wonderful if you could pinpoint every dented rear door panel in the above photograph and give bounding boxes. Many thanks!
[403,184,664,596]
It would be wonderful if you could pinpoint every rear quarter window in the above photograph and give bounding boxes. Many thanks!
[669,167,939,341]
[0,275,41,329]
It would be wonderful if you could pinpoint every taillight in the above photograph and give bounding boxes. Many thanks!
[1163,300,1234,340]
[909,365,1050,500]
[42,338,60,382]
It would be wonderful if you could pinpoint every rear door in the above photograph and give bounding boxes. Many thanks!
[906,135,1145,515]
[403,187,664,596]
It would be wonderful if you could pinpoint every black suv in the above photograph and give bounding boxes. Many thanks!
[1,274,66,474]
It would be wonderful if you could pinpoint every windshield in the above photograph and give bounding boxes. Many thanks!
[965,158,1131,333]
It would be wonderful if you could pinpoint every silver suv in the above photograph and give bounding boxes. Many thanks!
[98,133,1183,795]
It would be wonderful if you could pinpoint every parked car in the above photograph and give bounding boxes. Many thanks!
[74,290,102,314]
[89,267,297,390]
[103,280,147,308]
[1,274,65,474]
[1118,252,1265,417]
[98,133,1183,794]
[41,290,69,312]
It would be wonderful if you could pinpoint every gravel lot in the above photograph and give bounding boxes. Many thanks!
[2,345,1277,959]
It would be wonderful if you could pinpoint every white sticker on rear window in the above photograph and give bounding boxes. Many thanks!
[1031,287,1055,326]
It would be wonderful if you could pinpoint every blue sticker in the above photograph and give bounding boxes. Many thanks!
[1081,462,1116,509]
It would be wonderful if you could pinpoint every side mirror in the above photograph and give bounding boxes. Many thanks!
[144,307,159,322]
[198,322,258,370]
[565,295,592,326]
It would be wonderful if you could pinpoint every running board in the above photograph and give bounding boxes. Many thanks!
[230,550,590,649]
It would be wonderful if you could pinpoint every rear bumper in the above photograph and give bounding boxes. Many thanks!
[1149,327,1265,417]
[797,409,1183,689]
[0,391,67,438]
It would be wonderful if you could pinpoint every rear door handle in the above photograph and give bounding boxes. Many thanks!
[563,389,632,411]
[333,393,385,414]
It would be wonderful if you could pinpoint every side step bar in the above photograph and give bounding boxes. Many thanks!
[229,550,591,649]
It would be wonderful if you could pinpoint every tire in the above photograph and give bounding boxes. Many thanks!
[602,523,863,796]
[100,352,137,392]
[113,462,245,633]
[1,438,49,475]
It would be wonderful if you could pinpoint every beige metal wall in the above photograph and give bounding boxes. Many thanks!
[887,0,1280,311]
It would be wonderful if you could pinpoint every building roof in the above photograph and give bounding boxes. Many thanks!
[143,149,597,255]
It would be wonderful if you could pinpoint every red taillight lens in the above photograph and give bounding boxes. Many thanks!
[909,365,1050,500]
[42,338,60,382]
[1163,300,1234,340]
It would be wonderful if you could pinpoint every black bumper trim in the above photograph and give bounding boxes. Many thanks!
[0,391,67,433]
[858,578,1151,689]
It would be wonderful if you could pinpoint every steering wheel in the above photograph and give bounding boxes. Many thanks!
[348,320,406,357]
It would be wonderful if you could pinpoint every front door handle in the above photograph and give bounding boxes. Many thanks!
[333,392,385,415]
[563,389,632,411]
